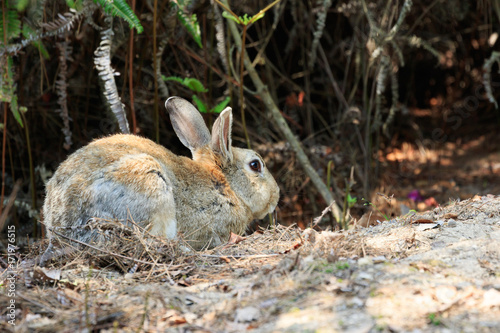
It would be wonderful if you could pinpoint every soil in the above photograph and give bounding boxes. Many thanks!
[1,195,499,332]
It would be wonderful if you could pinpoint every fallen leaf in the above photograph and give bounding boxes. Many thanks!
[63,288,83,304]
[413,219,435,224]
[219,256,231,263]
[227,232,246,245]
[169,315,187,325]
[443,213,458,219]
[33,267,61,284]
[282,242,303,254]
[162,310,187,326]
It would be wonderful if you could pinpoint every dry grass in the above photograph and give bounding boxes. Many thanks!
[1,196,499,332]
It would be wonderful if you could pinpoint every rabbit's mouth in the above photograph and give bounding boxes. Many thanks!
[255,196,279,220]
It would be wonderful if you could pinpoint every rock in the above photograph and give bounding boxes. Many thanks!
[358,256,373,266]
[235,306,261,322]
[447,219,457,227]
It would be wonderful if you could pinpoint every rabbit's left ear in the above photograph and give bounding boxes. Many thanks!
[165,97,211,153]
[211,107,233,163]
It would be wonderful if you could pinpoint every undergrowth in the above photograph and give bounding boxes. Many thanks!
[0,0,499,240]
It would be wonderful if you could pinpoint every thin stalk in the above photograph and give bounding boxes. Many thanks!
[137,292,149,333]
[362,52,371,197]
[153,0,159,142]
[85,273,91,330]
[326,160,336,229]
[0,103,7,218]
[1,0,8,218]
[240,25,251,148]
[342,180,351,230]
[128,0,137,134]
[20,111,37,238]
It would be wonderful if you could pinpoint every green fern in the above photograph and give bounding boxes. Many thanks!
[0,7,21,41]
[93,0,143,33]
[173,1,202,48]
[0,1,24,127]
[0,57,23,126]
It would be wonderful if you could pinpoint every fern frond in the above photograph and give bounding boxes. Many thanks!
[0,56,23,126]
[155,39,170,99]
[0,8,21,41]
[93,0,143,33]
[55,41,73,149]
[285,0,300,55]
[483,51,500,109]
[406,35,441,64]
[173,2,202,48]
[387,0,413,40]
[308,0,332,69]
[383,64,399,137]
[212,3,228,73]
[1,9,86,56]
[42,9,79,34]
[94,14,130,134]
[373,55,390,132]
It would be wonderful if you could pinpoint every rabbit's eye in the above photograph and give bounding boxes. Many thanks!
[249,159,262,173]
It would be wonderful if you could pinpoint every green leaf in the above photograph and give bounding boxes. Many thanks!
[93,0,143,33]
[347,194,357,205]
[15,0,30,11]
[66,0,83,10]
[211,96,231,114]
[66,0,76,9]
[192,95,208,113]
[222,10,240,24]
[163,76,208,93]
[162,75,184,84]
[222,11,265,26]
[184,78,207,92]
[241,13,251,25]
[251,12,265,23]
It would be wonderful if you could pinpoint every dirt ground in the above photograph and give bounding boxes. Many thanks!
[1,194,499,332]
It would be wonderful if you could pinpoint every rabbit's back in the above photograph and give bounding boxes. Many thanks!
[43,134,178,243]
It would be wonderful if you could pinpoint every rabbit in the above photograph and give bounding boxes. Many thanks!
[42,96,280,253]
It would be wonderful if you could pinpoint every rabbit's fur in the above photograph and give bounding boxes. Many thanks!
[43,97,279,250]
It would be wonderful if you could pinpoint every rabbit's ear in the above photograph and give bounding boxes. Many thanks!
[211,107,233,162]
[165,97,211,152]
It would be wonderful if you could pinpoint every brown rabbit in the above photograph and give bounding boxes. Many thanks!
[42,97,279,251]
